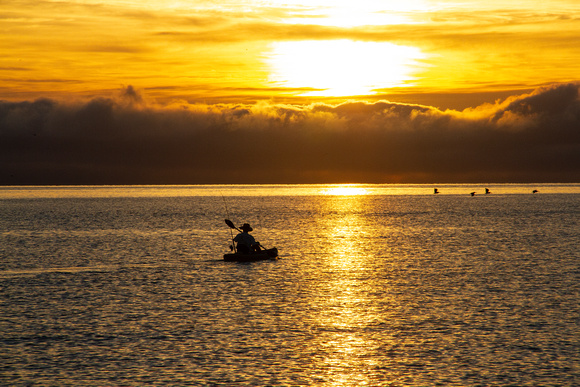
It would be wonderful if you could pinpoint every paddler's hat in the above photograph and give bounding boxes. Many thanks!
[240,223,253,232]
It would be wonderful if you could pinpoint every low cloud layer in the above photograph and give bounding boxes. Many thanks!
[1,84,579,184]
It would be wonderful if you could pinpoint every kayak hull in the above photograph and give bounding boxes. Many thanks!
[223,247,279,262]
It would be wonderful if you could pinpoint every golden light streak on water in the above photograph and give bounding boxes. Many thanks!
[313,193,385,385]
[321,184,369,196]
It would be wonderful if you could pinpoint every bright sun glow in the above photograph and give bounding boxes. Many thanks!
[323,185,369,196]
[267,40,427,96]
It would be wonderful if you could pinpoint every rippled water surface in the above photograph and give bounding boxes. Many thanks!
[1,184,579,386]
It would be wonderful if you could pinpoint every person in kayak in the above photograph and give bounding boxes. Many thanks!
[234,223,261,253]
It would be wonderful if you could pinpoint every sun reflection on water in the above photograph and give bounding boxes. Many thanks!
[313,192,385,384]
[322,184,369,196]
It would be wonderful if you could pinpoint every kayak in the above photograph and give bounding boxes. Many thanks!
[223,247,279,262]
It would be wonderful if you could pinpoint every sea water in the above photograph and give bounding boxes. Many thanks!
[1,184,579,386]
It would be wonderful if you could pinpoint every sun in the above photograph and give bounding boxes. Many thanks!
[266,40,427,97]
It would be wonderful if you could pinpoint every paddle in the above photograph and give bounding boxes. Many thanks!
[225,219,241,232]
[224,219,270,251]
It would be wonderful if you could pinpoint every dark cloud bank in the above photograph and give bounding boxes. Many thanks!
[1,84,579,184]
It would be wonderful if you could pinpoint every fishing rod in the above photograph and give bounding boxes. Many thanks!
[221,194,236,252]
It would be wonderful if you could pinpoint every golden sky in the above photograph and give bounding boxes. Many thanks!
[2,0,579,107]
[1,1,580,185]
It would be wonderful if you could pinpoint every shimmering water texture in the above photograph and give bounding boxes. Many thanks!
[1,185,579,386]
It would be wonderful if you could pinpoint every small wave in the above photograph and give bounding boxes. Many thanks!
[0,263,162,278]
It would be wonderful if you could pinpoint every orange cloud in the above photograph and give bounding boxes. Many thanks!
[2,1,579,102]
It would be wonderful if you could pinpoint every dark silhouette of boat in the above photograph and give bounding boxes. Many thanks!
[224,248,279,262]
